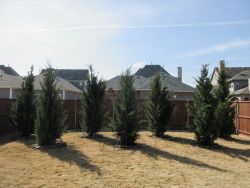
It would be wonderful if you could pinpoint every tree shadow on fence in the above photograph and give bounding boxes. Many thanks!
[162,135,250,162]
[20,138,100,174]
[92,134,227,172]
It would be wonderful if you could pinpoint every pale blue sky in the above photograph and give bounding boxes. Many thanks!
[1,0,250,86]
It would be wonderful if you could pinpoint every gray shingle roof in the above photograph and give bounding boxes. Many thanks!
[106,66,194,93]
[0,65,19,76]
[135,65,168,78]
[106,75,148,90]
[228,70,250,81]
[214,67,250,79]
[139,72,194,92]
[0,74,81,93]
[34,75,81,93]
[0,74,23,88]
[41,69,89,90]
[54,69,89,81]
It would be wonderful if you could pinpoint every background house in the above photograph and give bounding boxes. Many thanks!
[0,71,82,100]
[106,65,194,101]
[211,61,250,101]
[42,69,89,91]
[105,65,195,129]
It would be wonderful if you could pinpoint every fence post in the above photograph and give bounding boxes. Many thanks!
[236,101,239,134]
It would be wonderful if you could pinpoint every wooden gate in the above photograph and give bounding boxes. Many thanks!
[235,101,250,136]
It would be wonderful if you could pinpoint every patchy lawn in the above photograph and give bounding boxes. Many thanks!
[0,131,249,188]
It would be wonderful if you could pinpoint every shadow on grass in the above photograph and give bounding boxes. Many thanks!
[0,133,19,146]
[92,134,227,172]
[226,136,250,145]
[20,138,100,174]
[162,135,250,162]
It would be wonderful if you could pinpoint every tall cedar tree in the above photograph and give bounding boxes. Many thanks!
[147,74,172,137]
[81,65,106,137]
[112,69,140,146]
[188,65,217,146]
[35,67,66,146]
[11,66,36,137]
[213,63,235,138]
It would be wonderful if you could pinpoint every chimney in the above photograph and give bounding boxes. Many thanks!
[219,60,225,71]
[177,67,182,82]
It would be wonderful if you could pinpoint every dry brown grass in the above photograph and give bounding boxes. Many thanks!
[0,131,249,188]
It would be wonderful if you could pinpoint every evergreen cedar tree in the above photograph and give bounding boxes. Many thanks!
[81,65,106,137]
[187,64,217,146]
[35,67,66,146]
[213,64,235,138]
[147,74,172,137]
[11,66,36,137]
[112,69,140,146]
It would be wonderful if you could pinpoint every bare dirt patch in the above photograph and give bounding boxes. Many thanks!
[0,131,249,188]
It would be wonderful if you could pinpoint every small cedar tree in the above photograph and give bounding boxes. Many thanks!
[35,66,66,146]
[11,66,36,137]
[112,69,140,146]
[147,74,172,137]
[187,64,217,146]
[81,65,106,137]
[213,63,235,138]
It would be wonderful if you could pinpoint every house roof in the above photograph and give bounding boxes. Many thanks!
[34,75,81,93]
[139,72,194,92]
[0,74,81,93]
[51,69,89,81]
[0,65,19,76]
[0,74,23,88]
[135,65,168,78]
[231,86,250,95]
[107,65,194,93]
[106,75,148,90]
[212,67,250,80]
[227,70,250,81]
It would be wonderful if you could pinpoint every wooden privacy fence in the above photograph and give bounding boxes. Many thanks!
[1,98,249,135]
[0,98,191,133]
[234,101,250,136]
[0,99,83,133]
[0,99,14,132]
[104,99,191,129]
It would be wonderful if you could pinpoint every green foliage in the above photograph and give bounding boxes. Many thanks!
[214,101,235,138]
[35,66,66,146]
[112,69,140,146]
[188,65,217,146]
[213,64,235,138]
[11,66,36,137]
[147,74,172,137]
[213,64,229,101]
[81,65,106,137]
